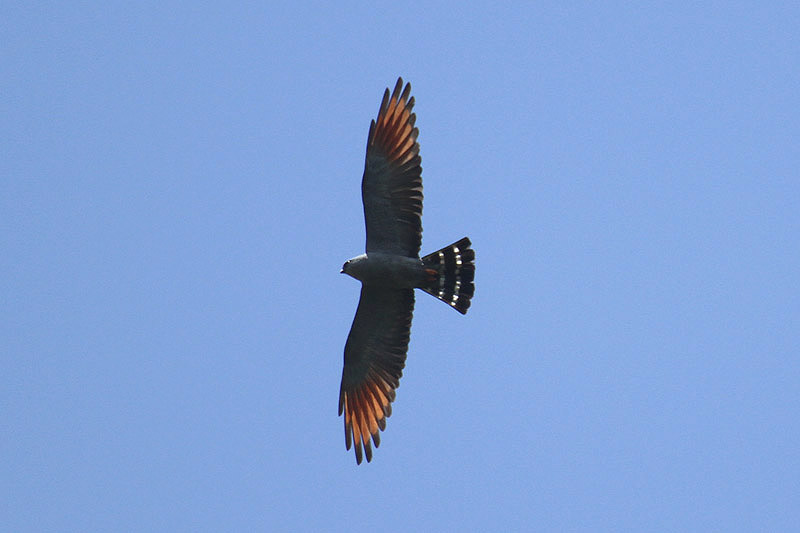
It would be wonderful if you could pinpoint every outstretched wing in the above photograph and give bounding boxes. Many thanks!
[362,78,423,258]
[339,286,414,464]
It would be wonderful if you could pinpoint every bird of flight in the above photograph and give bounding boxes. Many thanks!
[339,78,475,464]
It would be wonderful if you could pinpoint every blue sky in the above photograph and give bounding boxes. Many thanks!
[3,2,799,531]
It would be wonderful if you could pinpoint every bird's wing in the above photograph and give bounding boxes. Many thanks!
[339,286,415,464]
[361,78,423,258]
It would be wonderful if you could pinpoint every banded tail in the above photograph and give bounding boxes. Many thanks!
[420,237,475,314]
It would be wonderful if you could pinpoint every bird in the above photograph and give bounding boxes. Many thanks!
[339,78,475,464]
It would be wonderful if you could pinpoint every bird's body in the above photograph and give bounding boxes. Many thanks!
[339,78,475,464]
[342,253,428,288]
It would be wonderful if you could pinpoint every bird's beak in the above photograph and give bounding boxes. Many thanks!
[340,269,345,274]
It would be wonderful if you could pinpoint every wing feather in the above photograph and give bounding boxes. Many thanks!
[361,78,423,257]
[339,286,414,464]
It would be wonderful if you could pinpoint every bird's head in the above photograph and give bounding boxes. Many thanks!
[340,254,368,280]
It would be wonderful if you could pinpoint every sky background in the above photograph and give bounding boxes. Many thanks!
[3,2,799,531]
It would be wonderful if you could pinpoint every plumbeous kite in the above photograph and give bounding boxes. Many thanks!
[339,78,475,464]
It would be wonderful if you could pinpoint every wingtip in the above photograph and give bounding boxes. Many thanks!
[355,440,363,464]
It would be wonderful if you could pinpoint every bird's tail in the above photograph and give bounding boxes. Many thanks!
[420,237,475,314]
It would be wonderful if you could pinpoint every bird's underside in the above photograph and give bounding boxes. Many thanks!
[339,78,475,464]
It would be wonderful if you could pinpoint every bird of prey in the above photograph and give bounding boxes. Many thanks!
[339,78,475,464]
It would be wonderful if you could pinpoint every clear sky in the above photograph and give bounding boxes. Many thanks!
[3,2,798,531]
